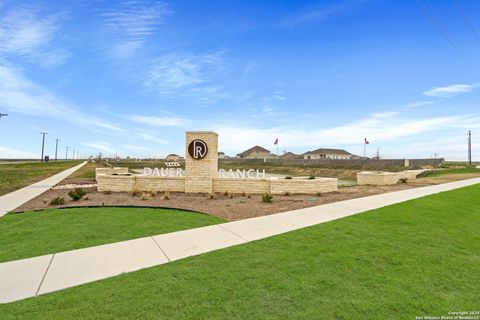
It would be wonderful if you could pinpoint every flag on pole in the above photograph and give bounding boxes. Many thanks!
[274,138,278,145]
[364,138,370,145]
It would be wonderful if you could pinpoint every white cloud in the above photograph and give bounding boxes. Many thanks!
[0,6,67,66]
[278,1,362,28]
[102,1,172,58]
[81,141,116,154]
[145,51,225,95]
[128,115,187,127]
[212,112,480,155]
[0,62,125,133]
[406,100,438,108]
[423,83,480,98]
[371,111,399,118]
[134,131,169,145]
[280,8,338,28]
[0,146,37,158]
[122,144,158,152]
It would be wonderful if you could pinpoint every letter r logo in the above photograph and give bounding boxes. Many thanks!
[188,139,208,159]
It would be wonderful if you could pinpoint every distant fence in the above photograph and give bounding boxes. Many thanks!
[219,158,445,169]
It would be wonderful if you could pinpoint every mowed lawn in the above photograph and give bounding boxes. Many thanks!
[1,185,479,319]
[0,207,223,262]
[0,161,82,196]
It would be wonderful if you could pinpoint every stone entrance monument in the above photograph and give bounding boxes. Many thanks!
[96,131,338,195]
[185,131,218,193]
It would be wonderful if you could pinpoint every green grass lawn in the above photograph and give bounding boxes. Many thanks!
[418,167,480,178]
[64,162,96,179]
[0,161,82,196]
[1,184,479,319]
[0,207,223,262]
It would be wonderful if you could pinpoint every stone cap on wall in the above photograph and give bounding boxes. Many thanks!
[186,131,218,135]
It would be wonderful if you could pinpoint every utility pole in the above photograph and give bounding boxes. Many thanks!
[468,130,472,166]
[54,139,60,162]
[65,146,69,160]
[73,149,75,160]
[40,132,48,162]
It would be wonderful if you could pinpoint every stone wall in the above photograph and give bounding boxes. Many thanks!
[95,167,129,177]
[96,174,185,192]
[96,174,136,192]
[185,131,218,193]
[357,172,400,185]
[97,173,338,194]
[270,177,338,195]
[212,178,271,194]
[357,170,424,185]
[220,158,445,169]
[134,176,185,192]
[96,130,338,195]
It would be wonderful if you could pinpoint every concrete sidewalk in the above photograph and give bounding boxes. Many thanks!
[0,161,87,217]
[1,177,479,303]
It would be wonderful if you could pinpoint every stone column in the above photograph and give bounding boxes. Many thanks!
[185,131,218,193]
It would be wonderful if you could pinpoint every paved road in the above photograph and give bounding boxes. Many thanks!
[1,176,479,303]
[0,161,87,217]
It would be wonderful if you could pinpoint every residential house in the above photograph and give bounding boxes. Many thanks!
[303,148,354,160]
[237,146,276,159]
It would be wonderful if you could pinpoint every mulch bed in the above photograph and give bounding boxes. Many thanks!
[13,180,433,221]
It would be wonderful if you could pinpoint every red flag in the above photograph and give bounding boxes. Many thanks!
[274,138,278,145]
[364,138,370,144]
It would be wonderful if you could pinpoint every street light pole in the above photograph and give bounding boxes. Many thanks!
[468,130,472,166]
[40,132,48,162]
[54,139,59,162]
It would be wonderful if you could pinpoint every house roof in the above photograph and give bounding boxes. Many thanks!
[237,145,271,157]
[279,152,299,158]
[166,154,179,157]
[303,148,352,156]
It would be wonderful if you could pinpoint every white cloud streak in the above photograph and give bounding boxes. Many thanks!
[423,83,480,98]
[0,6,68,66]
[128,115,187,127]
[212,112,480,155]
[81,141,116,154]
[0,62,125,133]
[406,100,438,108]
[145,51,225,95]
[102,1,172,58]
[0,146,37,158]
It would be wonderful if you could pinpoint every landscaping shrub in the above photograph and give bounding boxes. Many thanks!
[399,178,408,183]
[262,193,273,203]
[68,188,87,201]
[49,197,65,205]
[285,176,292,179]
[309,176,315,179]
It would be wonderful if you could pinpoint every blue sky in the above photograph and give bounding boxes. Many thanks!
[0,0,479,160]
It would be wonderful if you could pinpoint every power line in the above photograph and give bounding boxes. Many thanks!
[452,0,480,44]
[415,0,464,57]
